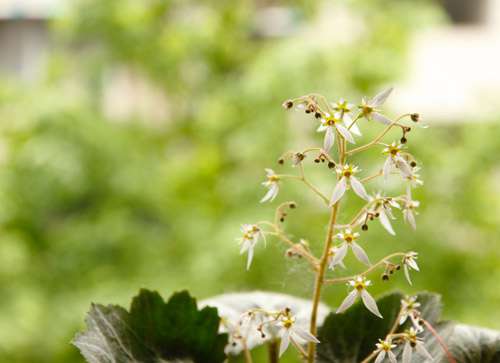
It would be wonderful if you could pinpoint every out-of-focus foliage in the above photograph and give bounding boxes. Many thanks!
[2,0,500,363]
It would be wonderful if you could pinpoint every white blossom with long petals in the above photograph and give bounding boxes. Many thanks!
[260,169,280,203]
[330,164,370,206]
[336,276,382,318]
[359,88,394,125]
[330,229,371,267]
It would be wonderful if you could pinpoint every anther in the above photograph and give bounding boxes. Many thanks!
[328,161,335,169]
[278,158,284,165]
[410,161,417,167]
[314,158,320,163]
[400,137,407,144]
[410,113,420,122]
[289,202,296,209]
[382,273,389,281]
[315,112,322,119]
[362,224,368,231]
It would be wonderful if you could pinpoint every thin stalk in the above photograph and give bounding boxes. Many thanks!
[268,341,279,363]
[307,136,346,362]
[242,339,254,363]
[346,114,411,155]
[324,252,406,285]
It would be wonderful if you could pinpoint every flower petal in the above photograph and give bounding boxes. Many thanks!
[374,351,386,363]
[350,176,370,201]
[336,290,358,314]
[279,330,290,357]
[324,126,335,152]
[344,114,362,136]
[416,342,433,361]
[372,112,392,125]
[260,183,279,203]
[383,157,393,181]
[336,123,356,144]
[379,209,396,235]
[371,87,393,107]
[396,157,413,178]
[330,243,348,267]
[404,209,417,230]
[361,289,383,318]
[292,326,320,343]
[402,342,412,363]
[330,177,347,206]
[351,242,371,266]
[388,350,397,363]
[246,245,254,270]
[404,265,413,286]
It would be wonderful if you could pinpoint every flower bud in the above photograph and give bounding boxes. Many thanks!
[400,137,407,144]
[282,100,294,109]
[410,161,417,167]
[362,224,368,231]
[411,113,420,122]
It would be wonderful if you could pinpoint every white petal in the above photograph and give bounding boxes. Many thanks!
[371,87,393,107]
[246,246,254,270]
[292,326,320,343]
[335,123,355,144]
[317,124,327,132]
[404,265,413,286]
[404,209,417,230]
[330,177,347,206]
[324,126,335,152]
[350,176,370,201]
[383,157,394,181]
[402,342,412,363]
[330,243,348,267]
[260,183,279,203]
[336,290,358,314]
[416,342,433,361]
[374,351,386,363]
[351,242,371,266]
[279,331,290,357]
[345,114,362,136]
[361,289,383,318]
[379,209,396,236]
[372,112,392,125]
[396,157,413,178]
[408,258,420,271]
[388,350,397,363]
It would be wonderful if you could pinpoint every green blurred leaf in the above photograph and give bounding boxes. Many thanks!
[316,292,441,363]
[73,289,228,363]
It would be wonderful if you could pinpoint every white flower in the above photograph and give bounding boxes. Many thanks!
[200,291,330,355]
[333,98,362,136]
[328,245,346,270]
[402,252,420,285]
[359,87,394,125]
[336,276,382,318]
[330,164,370,205]
[382,142,413,181]
[317,112,355,152]
[402,328,433,363]
[399,295,422,329]
[374,339,398,363]
[261,169,280,203]
[404,166,424,188]
[370,193,400,236]
[402,190,420,230]
[238,224,265,270]
[330,229,371,267]
[277,310,320,356]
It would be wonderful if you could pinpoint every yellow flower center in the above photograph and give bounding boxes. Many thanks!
[268,175,279,182]
[354,281,366,291]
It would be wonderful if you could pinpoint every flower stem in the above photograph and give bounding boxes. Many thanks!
[323,252,406,285]
[267,341,279,363]
[307,201,340,362]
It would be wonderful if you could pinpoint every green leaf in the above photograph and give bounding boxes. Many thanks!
[316,291,442,363]
[73,289,228,363]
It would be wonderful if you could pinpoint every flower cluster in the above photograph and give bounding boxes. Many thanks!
[236,88,426,361]
[371,295,433,363]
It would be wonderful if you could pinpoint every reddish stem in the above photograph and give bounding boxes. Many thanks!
[421,319,457,363]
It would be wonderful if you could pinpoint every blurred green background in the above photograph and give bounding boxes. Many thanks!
[0,0,499,362]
